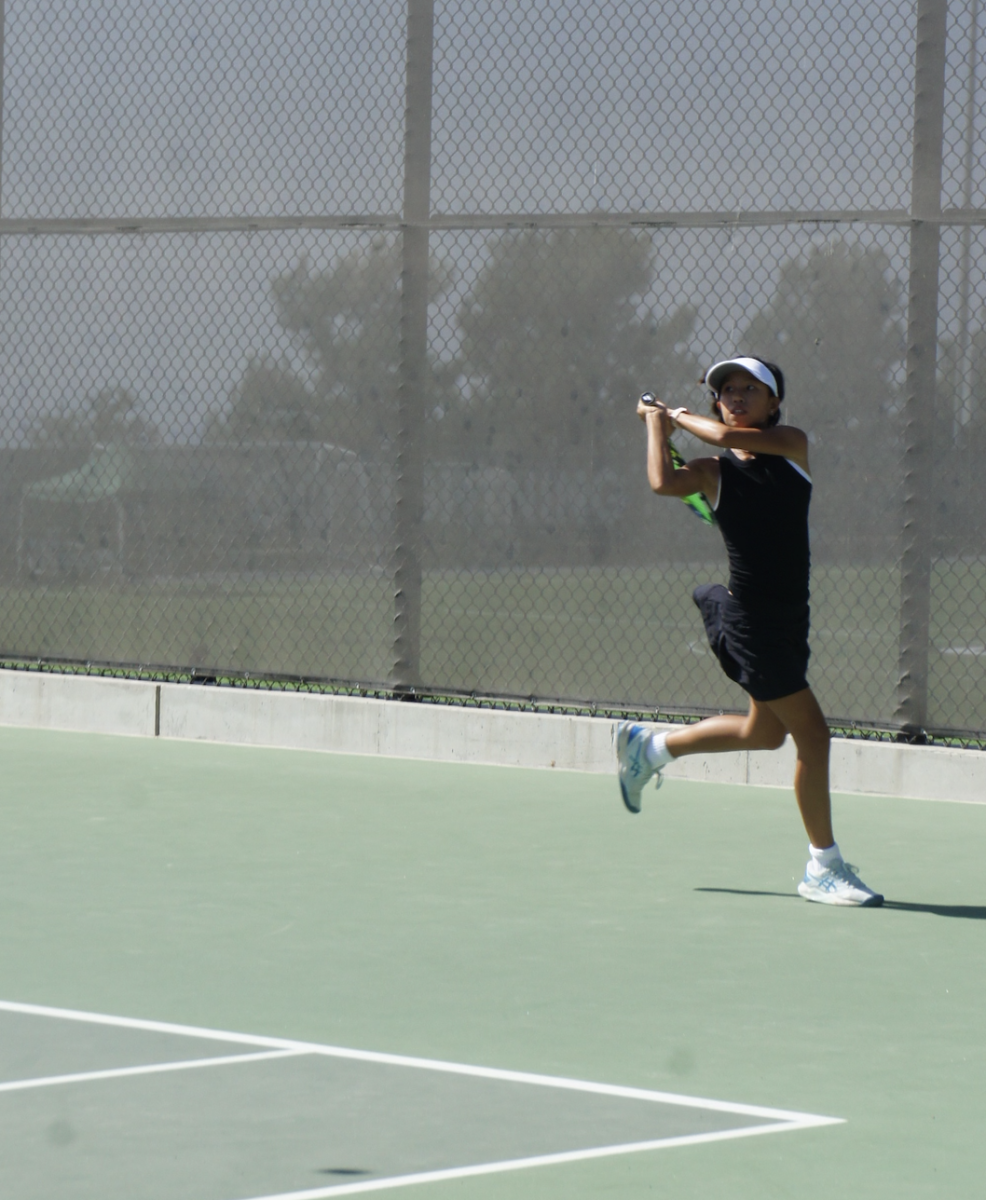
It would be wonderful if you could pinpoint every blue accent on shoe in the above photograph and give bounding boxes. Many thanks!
[798,859,884,907]
[614,721,657,814]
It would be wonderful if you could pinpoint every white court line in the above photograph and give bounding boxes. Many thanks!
[0,999,841,1127]
[0,1048,308,1094]
[236,1122,832,1200]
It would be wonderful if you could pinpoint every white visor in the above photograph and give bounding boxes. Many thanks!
[705,357,779,397]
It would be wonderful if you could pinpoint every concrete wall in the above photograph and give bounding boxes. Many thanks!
[0,667,980,804]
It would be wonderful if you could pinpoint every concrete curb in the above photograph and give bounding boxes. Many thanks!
[0,668,981,804]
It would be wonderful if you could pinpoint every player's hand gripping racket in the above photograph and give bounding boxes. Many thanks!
[639,392,716,525]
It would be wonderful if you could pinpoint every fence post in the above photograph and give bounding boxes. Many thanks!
[954,0,980,436]
[896,0,948,740]
[0,2,6,215]
[393,0,434,693]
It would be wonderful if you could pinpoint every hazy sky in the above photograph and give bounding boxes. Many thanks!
[1,0,406,218]
[4,0,983,218]
[0,0,982,444]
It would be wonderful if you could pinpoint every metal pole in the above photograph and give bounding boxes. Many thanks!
[0,1,6,216]
[955,0,979,438]
[896,0,948,740]
[392,0,434,693]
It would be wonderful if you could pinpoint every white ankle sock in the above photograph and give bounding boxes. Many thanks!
[644,731,674,769]
[809,841,842,869]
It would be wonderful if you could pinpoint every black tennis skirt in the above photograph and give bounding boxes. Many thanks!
[693,583,810,702]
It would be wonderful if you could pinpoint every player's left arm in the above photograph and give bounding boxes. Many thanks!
[667,409,810,472]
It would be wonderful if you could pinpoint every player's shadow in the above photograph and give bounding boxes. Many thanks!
[695,888,986,920]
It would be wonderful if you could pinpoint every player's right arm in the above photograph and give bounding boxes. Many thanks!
[638,399,720,499]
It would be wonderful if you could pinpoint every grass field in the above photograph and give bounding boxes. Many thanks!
[1,725,984,1198]
[0,559,983,732]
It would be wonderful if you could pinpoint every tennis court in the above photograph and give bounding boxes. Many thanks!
[1,723,983,1198]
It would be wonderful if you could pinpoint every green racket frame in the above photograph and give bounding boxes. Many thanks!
[667,439,716,525]
[639,392,715,526]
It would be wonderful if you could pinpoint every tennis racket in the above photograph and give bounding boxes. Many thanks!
[639,392,716,526]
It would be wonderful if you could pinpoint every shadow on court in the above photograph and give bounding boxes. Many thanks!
[695,888,986,920]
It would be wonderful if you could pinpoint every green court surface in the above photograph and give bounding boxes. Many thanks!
[0,726,984,1198]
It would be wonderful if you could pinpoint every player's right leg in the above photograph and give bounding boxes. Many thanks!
[614,700,784,814]
[664,699,787,758]
[614,721,659,813]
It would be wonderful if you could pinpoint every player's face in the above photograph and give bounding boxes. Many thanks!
[716,370,779,428]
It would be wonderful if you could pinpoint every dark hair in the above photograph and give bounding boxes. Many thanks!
[705,355,785,427]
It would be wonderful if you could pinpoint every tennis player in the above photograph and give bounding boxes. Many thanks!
[615,356,883,907]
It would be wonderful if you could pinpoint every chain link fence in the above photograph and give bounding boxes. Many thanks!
[0,1,983,742]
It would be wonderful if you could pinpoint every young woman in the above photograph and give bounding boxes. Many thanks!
[615,356,882,907]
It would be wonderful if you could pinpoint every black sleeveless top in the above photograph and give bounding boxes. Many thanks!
[715,449,811,611]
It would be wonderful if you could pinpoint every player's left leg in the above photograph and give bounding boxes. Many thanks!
[764,687,882,907]
[760,687,831,847]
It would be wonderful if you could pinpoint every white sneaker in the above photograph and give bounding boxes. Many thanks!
[798,859,884,907]
[614,721,663,814]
